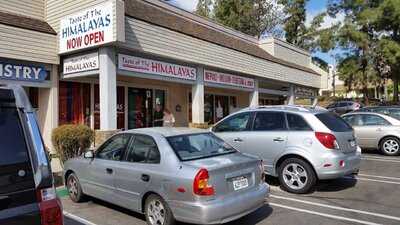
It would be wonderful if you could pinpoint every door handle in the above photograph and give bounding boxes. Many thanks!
[106,168,113,174]
[141,174,150,182]
[376,128,383,132]
[233,138,243,142]
[273,137,285,142]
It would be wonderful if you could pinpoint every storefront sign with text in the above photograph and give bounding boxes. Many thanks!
[118,54,197,81]
[204,70,255,89]
[59,1,114,53]
[63,52,99,75]
[0,62,47,82]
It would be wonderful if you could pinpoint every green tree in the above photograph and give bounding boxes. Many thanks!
[279,0,308,46]
[195,0,213,18]
[213,0,285,38]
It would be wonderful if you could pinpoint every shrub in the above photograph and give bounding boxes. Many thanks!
[52,124,94,165]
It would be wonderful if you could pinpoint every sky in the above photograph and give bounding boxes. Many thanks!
[167,0,343,66]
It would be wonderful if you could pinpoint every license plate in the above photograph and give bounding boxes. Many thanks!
[233,177,248,191]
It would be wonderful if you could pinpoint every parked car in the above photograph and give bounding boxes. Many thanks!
[0,85,63,225]
[64,128,268,225]
[326,101,362,114]
[212,105,361,194]
[356,106,400,120]
[342,112,400,156]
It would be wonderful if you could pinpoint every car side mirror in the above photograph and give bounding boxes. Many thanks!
[84,150,94,159]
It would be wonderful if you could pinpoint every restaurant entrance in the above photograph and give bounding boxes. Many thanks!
[127,87,166,129]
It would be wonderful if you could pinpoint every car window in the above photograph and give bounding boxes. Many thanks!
[316,112,353,132]
[96,134,131,161]
[167,133,236,161]
[342,115,363,126]
[338,102,348,107]
[213,112,251,132]
[125,135,160,164]
[253,111,287,131]
[0,107,31,167]
[388,108,400,120]
[360,114,390,126]
[287,113,312,131]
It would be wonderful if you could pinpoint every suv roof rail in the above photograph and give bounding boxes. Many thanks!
[240,104,327,112]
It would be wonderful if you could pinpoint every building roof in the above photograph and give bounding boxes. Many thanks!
[124,0,319,76]
[0,10,56,35]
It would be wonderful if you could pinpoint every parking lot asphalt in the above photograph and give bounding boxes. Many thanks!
[62,152,400,225]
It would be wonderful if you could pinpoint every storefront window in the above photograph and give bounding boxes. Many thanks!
[94,85,125,130]
[189,93,237,125]
[59,81,91,126]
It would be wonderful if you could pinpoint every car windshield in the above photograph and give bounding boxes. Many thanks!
[167,133,236,161]
[316,112,353,132]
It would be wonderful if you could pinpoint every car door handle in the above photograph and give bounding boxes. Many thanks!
[141,174,150,182]
[273,137,285,142]
[106,168,113,174]
[376,128,383,132]
[233,138,243,142]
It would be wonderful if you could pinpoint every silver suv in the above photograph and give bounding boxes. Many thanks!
[212,106,361,194]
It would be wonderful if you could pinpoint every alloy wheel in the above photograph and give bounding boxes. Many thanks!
[282,163,308,190]
[67,176,78,199]
[383,139,400,154]
[147,199,166,225]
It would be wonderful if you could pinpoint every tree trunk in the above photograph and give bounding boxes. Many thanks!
[393,75,399,103]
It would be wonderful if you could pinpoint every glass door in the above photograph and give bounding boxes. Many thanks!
[128,87,153,129]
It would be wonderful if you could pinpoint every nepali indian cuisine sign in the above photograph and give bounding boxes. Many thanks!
[59,1,114,53]
[0,62,47,82]
[204,70,255,89]
[118,54,197,81]
[63,52,99,75]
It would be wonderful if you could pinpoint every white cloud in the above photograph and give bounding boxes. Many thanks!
[306,9,345,29]
[168,0,198,12]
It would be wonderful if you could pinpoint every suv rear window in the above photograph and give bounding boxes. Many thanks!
[315,112,353,132]
[0,107,30,166]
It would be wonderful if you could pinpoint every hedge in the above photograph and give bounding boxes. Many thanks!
[52,124,94,165]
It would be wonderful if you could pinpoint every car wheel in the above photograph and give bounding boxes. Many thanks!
[278,158,316,194]
[66,173,85,203]
[380,137,400,156]
[145,194,176,225]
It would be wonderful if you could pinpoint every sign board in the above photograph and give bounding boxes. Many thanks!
[204,70,255,89]
[59,1,114,53]
[63,52,99,75]
[295,86,316,97]
[0,62,47,82]
[118,54,197,81]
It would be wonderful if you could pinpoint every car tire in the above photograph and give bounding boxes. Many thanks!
[278,158,317,194]
[144,194,176,225]
[380,137,400,156]
[66,173,85,203]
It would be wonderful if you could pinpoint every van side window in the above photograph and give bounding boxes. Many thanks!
[287,113,312,131]
[253,112,287,131]
[213,113,251,132]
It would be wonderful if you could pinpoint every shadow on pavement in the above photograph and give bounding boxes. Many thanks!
[89,197,146,221]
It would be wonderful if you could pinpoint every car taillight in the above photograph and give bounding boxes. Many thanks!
[193,169,214,196]
[315,132,339,150]
[36,187,63,225]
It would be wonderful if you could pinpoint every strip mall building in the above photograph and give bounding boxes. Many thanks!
[0,0,322,152]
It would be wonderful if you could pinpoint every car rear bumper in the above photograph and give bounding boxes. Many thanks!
[168,183,269,224]
[316,147,362,180]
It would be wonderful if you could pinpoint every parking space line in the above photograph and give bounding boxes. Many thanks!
[345,176,400,185]
[270,194,400,222]
[362,157,400,163]
[269,203,382,225]
[362,155,400,160]
[358,173,400,181]
[64,211,98,225]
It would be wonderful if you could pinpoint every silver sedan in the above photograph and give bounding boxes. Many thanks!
[64,127,269,225]
[342,112,400,156]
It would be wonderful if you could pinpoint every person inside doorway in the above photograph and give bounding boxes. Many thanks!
[163,108,175,127]
[154,104,164,127]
